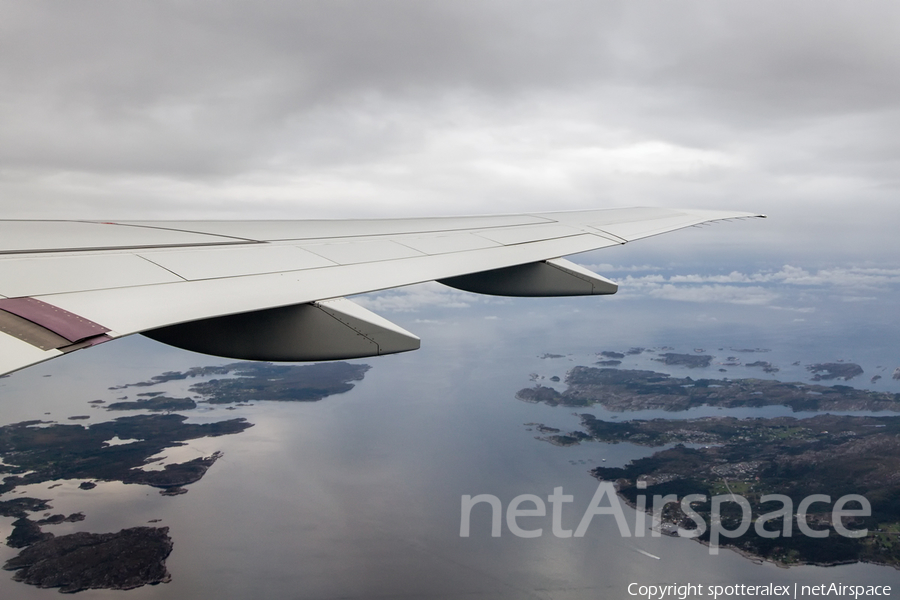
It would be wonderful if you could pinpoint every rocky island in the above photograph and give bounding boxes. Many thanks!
[0,361,372,593]
[111,360,370,404]
[106,395,197,412]
[4,527,173,593]
[807,362,866,381]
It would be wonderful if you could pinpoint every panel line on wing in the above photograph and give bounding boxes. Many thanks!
[85,221,264,244]
[113,214,560,242]
[393,233,501,255]
[0,254,186,297]
[135,245,340,281]
[0,220,261,254]
[134,255,194,282]
[472,224,584,246]
[301,239,425,265]
[584,226,629,244]
[0,241,259,256]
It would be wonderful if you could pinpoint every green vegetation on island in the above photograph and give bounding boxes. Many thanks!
[517,366,900,412]
[106,396,197,412]
[189,361,370,404]
[110,361,370,404]
[583,414,900,567]
[0,414,250,496]
[524,349,900,568]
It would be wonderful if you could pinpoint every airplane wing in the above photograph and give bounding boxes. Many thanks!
[0,207,764,376]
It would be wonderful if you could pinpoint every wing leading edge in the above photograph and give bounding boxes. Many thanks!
[0,207,764,376]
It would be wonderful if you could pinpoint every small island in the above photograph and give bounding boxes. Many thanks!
[655,352,713,368]
[807,362,865,381]
[111,361,370,404]
[106,396,197,412]
[4,527,173,593]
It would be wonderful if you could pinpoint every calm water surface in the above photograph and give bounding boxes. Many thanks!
[0,313,898,599]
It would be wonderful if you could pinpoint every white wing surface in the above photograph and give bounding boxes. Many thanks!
[0,207,764,376]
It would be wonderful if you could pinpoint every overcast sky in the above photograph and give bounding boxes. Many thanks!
[1,1,898,261]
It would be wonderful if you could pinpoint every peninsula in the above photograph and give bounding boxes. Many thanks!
[580,413,900,568]
[522,352,900,568]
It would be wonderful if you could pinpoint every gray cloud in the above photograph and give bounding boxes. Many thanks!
[599,264,900,310]
[1,0,898,261]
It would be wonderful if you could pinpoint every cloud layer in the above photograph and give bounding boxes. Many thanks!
[358,264,900,315]
[2,1,898,262]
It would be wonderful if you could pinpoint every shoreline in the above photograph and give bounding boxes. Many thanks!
[604,477,900,571]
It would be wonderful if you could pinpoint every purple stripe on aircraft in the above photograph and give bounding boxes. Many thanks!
[60,333,113,353]
[0,297,109,343]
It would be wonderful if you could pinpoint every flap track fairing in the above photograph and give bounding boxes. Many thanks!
[438,258,617,297]
[143,297,420,361]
